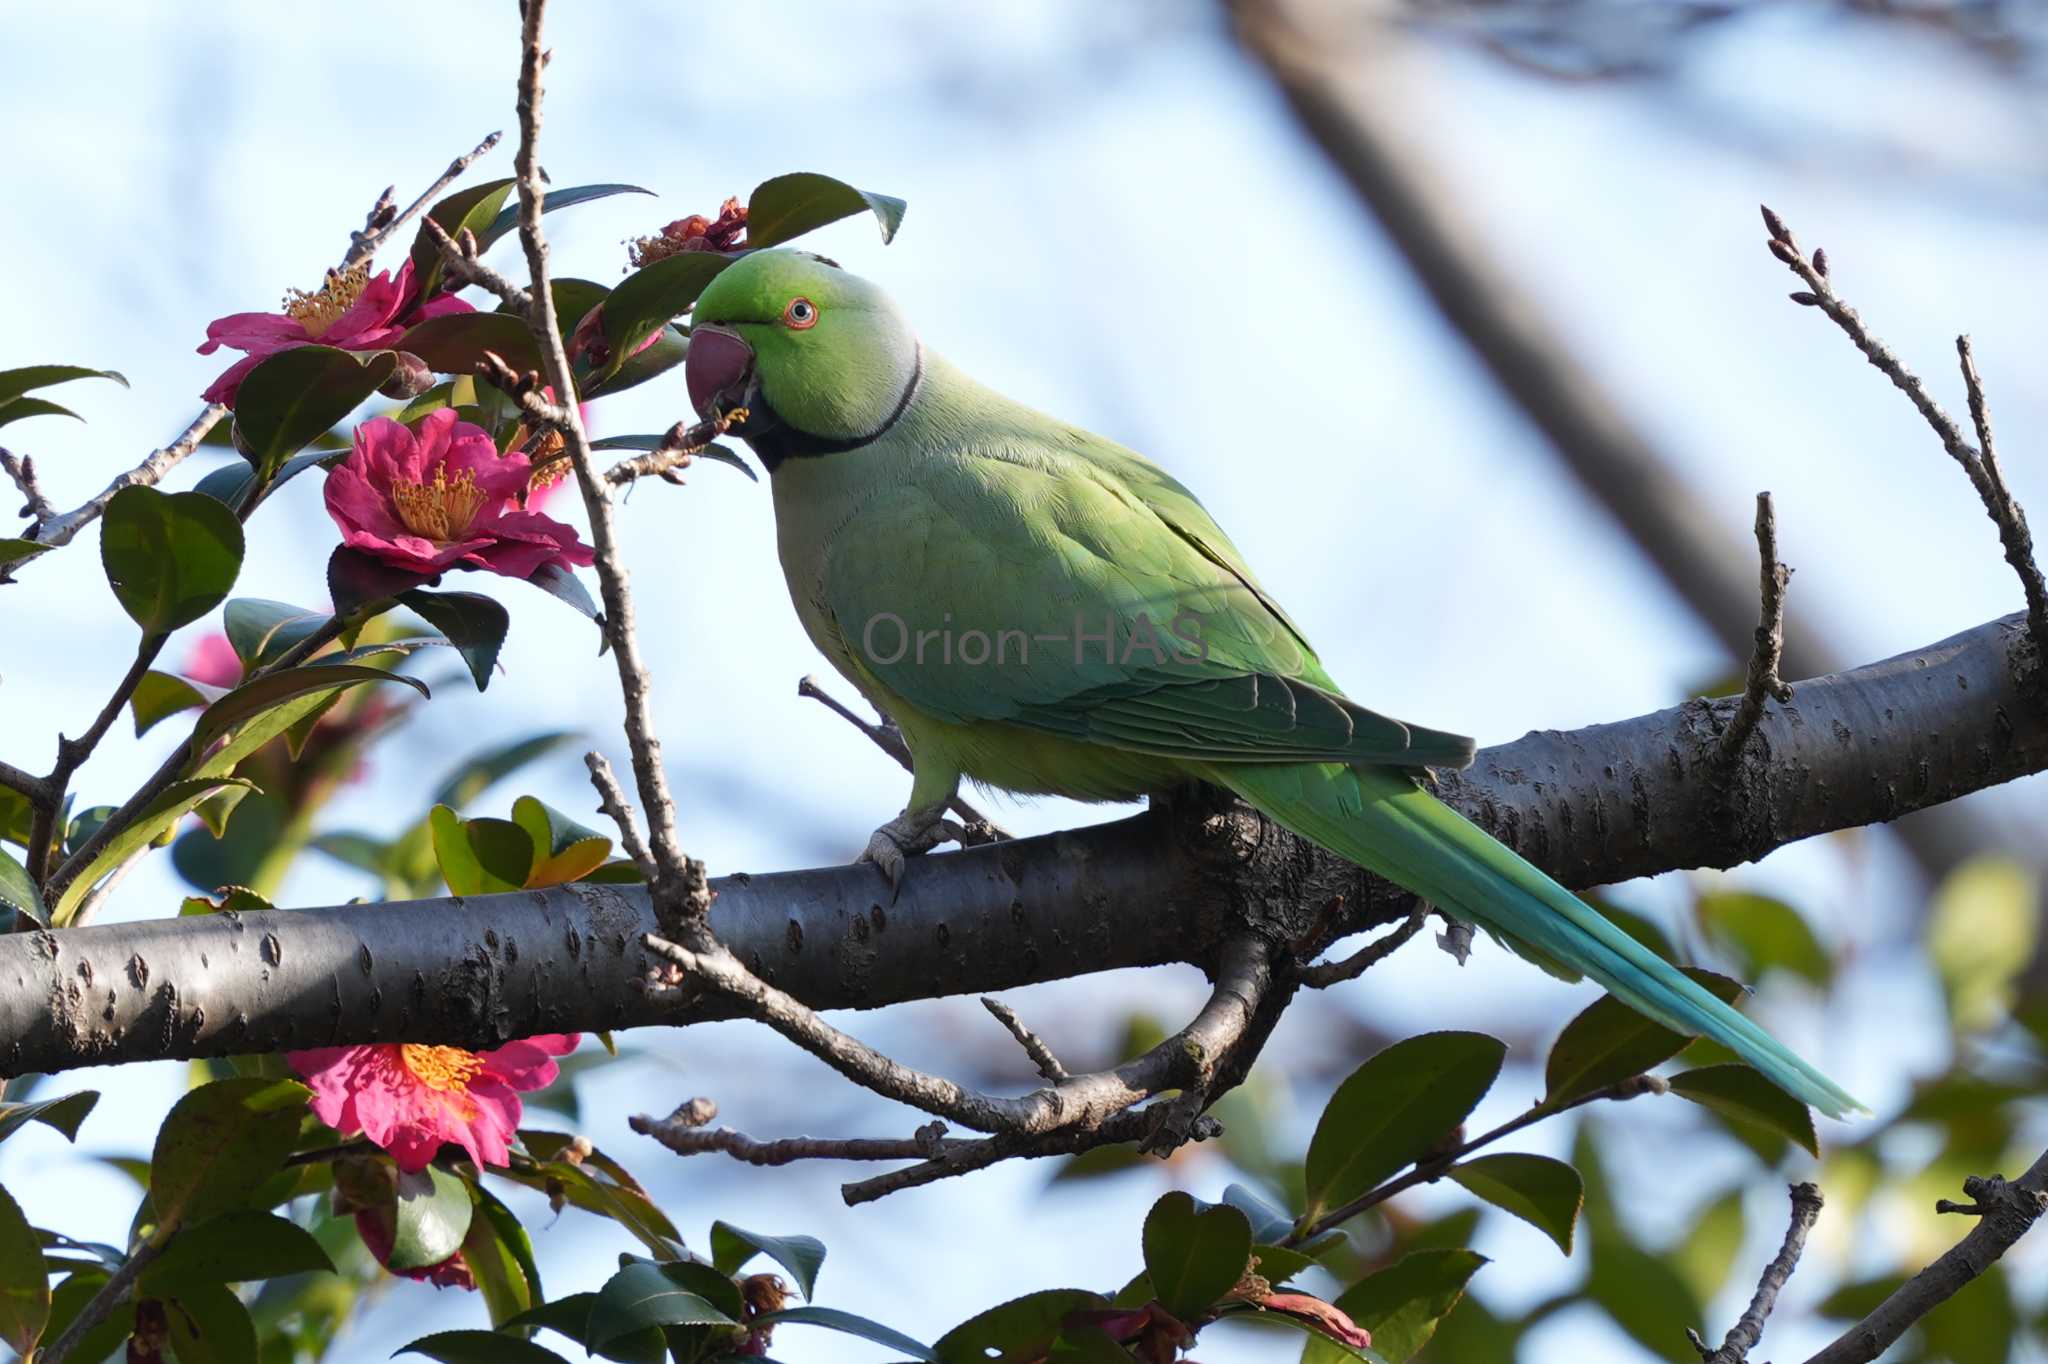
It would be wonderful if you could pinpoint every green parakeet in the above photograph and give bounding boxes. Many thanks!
[683,248,1860,1118]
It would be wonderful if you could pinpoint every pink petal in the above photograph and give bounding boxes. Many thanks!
[201,351,272,405]
[198,312,308,356]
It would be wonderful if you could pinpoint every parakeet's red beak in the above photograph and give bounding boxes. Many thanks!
[685,325,754,420]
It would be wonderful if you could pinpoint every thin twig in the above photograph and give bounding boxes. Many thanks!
[0,448,57,524]
[1688,1182,1822,1363]
[421,217,531,310]
[1718,491,1795,763]
[341,130,503,269]
[796,675,1011,844]
[586,750,655,878]
[982,997,1070,1081]
[40,1236,164,1364]
[0,761,47,802]
[1764,207,2048,666]
[17,405,225,555]
[631,1099,968,1166]
[1300,909,1426,987]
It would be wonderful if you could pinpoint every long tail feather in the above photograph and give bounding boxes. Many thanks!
[1207,761,1862,1118]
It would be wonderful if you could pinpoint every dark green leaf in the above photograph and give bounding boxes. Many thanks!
[1667,1064,1819,1156]
[707,1223,826,1300]
[753,1306,936,1361]
[587,1262,737,1346]
[1303,1032,1506,1224]
[0,395,82,429]
[476,183,655,253]
[233,345,395,479]
[1587,1231,1701,1362]
[1221,1182,1296,1244]
[600,255,738,374]
[411,178,516,299]
[587,323,686,398]
[1311,1250,1486,1364]
[524,561,601,628]
[400,589,508,691]
[502,1292,597,1346]
[0,1183,48,1357]
[132,670,224,737]
[1697,891,1832,986]
[465,1187,538,1327]
[390,1165,473,1271]
[934,1290,1111,1364]
[512,795,611,885]
[433,732,580,809]
[327,545,438,617]
[745,173,906,246]
[583,859,647,883]
[165,1277,260,1364]
[142,1210,332,1290]
[430,807,534,894]
[1543,969,1747,1105]
[0,1090,97,1144]
[101,485,244,634]
[0,847,45,928]
[1141,1190,1252,1320]
[0,537,51,568]
[399,1330,571,1363]
[1446,1154,1583,1254]
[1249,1242,1317,1286]
[52,778,258,924]
[399,311,542,378]
[223,599,331,669]
[0,364,127,405]
[188,665,425,759]
[148,1077,309,1235]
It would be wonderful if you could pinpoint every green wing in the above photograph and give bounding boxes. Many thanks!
[825,428,1476,770]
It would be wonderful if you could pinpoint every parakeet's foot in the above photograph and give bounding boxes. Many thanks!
[857,809,966,898]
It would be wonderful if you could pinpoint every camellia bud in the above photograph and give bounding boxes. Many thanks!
[378,351,437,399]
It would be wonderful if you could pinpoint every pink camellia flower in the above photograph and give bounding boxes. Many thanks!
[324,409,595,578]
[287,1034,580,1172]
[180,632,243,689]
[198,257,473,405]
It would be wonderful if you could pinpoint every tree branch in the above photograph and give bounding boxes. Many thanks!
[1717,491,1796,765]
[0,611,2040,1077]
[1689,1182,1822,1363]
[341,130,502,270]
[8,406,226,563]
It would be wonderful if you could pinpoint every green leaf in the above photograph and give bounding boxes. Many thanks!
[165,1277,260,1364]
[232,344,396,479]
[589,433,757,482]
[1310,1249,1485,1364]
[0,395,82,429]
[1667,1064,1818,1156]
[511,796,611,886]
[1675,1187,1748,1302]
[1140,1191,1252,1320]
[1446,1154,1582,1254]
[147,1077,309,1238]
[101,485,244,634]
[476,183,655,253]
[411,178,516,298]
[587,323,686,398]
[1543,968,1747,1105]
[400,1330,573,1363]
[502,1292,597,1346]
[51,777,258,924]
[401,589,508,691]
[464,1187,538,1327]
[0,363,127,405]
[0,1089,98,1144]
[753,1306,937,1361]
[1248,1242,1317,1285]
[600,254,738,375]
[326,545,438,618]
[1697,890,1832,986]
[933,1290,1111,1364]
[524,561,600,625]
[0,1183,48,1358]
[0,847,46,927]
[430,806,534,894]
[131,670,225,737]
[707,1222,825,1300]
[223,599,331,669]
[433,732,580,809]
[1930,856,2039,1031]
[142,1209,332,1290]
[0,537,51,568]
[399,311,542,378]
[389,1164,473,1271]
[587,1262,737,1346]
[745,173,906,246]
[1303,1032,1506,1224]
[1587,1231,1701,1362]
[499,1137,679,1258]
[1225,1303,1387,1363]
[188,665,425,760]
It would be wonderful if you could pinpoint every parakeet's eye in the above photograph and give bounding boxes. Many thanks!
[784,297,819,329]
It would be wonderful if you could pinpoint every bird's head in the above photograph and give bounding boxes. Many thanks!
[685,248,920,470]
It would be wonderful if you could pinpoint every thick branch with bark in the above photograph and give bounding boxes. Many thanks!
[1,611,2037,1078]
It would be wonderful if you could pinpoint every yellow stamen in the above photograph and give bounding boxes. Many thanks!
[391,465,490,542]
[400,1044,486,1094]
[282,261,373,338]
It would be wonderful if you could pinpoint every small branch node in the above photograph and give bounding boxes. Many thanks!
[981,997,1070,1081]
[1719,491,1795,764]
[1301,909,1426,987]
[586,750,655,877]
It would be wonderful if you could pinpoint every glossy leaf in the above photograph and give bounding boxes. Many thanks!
[402,588,509,691]
[0,1182,48,1358]
[0,848,45,928]
[1697,891,1832,986]
[707,1222,825,1300]
[141,1209,332,1290]
[327,544,437,617]
[0,363,127,405]
[1141,1191,1252,1320]
[513,795,612,885]
[232,344,395,478]
[587,322,686,398]
[502,1291,597,1346]
[600,253,737,373]
[586,1261,737,1346]
[0,1090,97,1145]
[187,665,425,759]
[165,1278,259,1364]
[1667,1064,1818,1156]
[476,182,654,253]
[400,1330,571,1363]
[0,395,81,429]
[131,670,226,736]
[525,560,601,625]
[223,598,330,669]
[1303,1032,1506,1224]
[390,1164,473,1271]
[504,1133,681,1257]
[746,172,906,246]
[1446,1154,1583,1254]
[465,1187,539,1326]
[430,806,534,895]
[51,777,258,924]
[100,485,244,634]
[412,178,516,298]
[933,1289,1111,1364]
[0,537,51,568]
[1310,1249,1485,1364]
[399,310,542,378]
[1543,969,1746,1105]
[147,1077,310,1236]
[1221,1182,1297,1244]
[753,1306,937,1361]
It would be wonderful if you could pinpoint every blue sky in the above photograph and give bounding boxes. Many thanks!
[3,3,2044,1360]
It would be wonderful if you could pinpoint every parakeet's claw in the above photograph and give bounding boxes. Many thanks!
[857,809,966,899]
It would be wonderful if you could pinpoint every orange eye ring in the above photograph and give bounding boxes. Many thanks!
[783,296,819,329]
